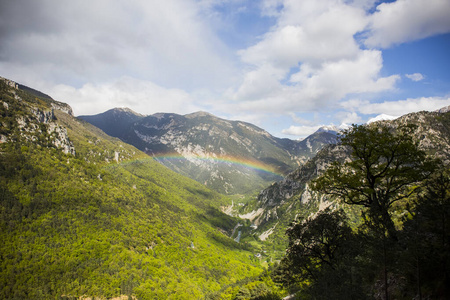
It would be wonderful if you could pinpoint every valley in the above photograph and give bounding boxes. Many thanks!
[1,76,450,299]
[79,109,338,195]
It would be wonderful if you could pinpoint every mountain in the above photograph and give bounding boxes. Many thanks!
[315,124,350,135]
[367,113,399,123]
[80,109,338,194]
[0,77,269,299]
[239,109,450,255]
[79,107,145,139]
[436,105,450,113]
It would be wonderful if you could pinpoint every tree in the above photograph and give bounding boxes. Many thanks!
[400,170,450,299]
[311,123,435,239]
[275,208,364,299]
[311,123,437,299]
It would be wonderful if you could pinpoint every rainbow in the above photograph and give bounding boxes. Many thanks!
[151,153,284,177]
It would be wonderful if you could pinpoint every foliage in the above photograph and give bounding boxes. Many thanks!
[399,170,450,299]
[275,122,450,299]
[0,81,265,299]
[311,123,437,238]
[274,208,366,299]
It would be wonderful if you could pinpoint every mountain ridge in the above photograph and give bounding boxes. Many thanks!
[239,108,450,251]
[80,108,338,194]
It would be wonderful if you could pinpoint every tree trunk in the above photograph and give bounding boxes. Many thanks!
[383,238,389,300]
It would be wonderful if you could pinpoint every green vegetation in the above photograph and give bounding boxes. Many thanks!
[0,80,273,299]
[273,124,450,299]
[3,77,449,300]
[312,123,436,239]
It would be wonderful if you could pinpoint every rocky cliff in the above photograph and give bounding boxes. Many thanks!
[0,78,75,155]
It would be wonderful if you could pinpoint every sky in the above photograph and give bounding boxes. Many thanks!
[1,0,450,138]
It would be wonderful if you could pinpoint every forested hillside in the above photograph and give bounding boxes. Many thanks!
[0,79,280,299]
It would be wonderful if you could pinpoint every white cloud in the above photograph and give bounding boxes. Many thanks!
[287,112,315,125]
[406,73,425,82]
[232,64,285,101]
[0,0,235,90]
[230,49,400,114]
[240,1,366,67]
[365,0,450,48]
[341,96,450,116]
[48,77,199,116]
[334,111,362,125]
[282,125,321,137]
[229,0,450,125]
[290,50,400,97]
[230,0,402,117]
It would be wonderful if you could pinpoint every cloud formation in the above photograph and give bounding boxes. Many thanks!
[0,0,449,138]
[365,0,450,48]
[341,96,450,116]
[282,125,322,137]
[406,73,425,82]
[230,0,400,115]
[0,0,234,90]
[49,77,199,116]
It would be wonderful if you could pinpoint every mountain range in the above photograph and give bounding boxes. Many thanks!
[80,108,338,194]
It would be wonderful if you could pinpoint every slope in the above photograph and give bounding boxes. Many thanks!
[80,109,338,195]
[0,78,262,299]
[239,110,450,258]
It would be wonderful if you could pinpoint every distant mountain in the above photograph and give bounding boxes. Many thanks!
[80,109,339,194]
[0,77,265,299]
[80,107,145,140]
[367,113,399,123]
[240,109,450,250]
[314,123,351,136]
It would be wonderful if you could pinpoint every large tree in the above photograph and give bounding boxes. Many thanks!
[311,123,437,300]
[311,123,436,238]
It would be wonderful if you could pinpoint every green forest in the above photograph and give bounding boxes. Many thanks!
[1,79,450,299]
[0,81,281,299]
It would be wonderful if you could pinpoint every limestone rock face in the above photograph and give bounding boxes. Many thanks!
[0,77,75,155]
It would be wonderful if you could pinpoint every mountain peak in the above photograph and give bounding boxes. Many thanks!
[315,123,350,135]
[110,107,145,117]
[185,111,215,119]
[367,114,399,124]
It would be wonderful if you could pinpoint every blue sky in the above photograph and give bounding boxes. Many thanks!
[1,0,450,138]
